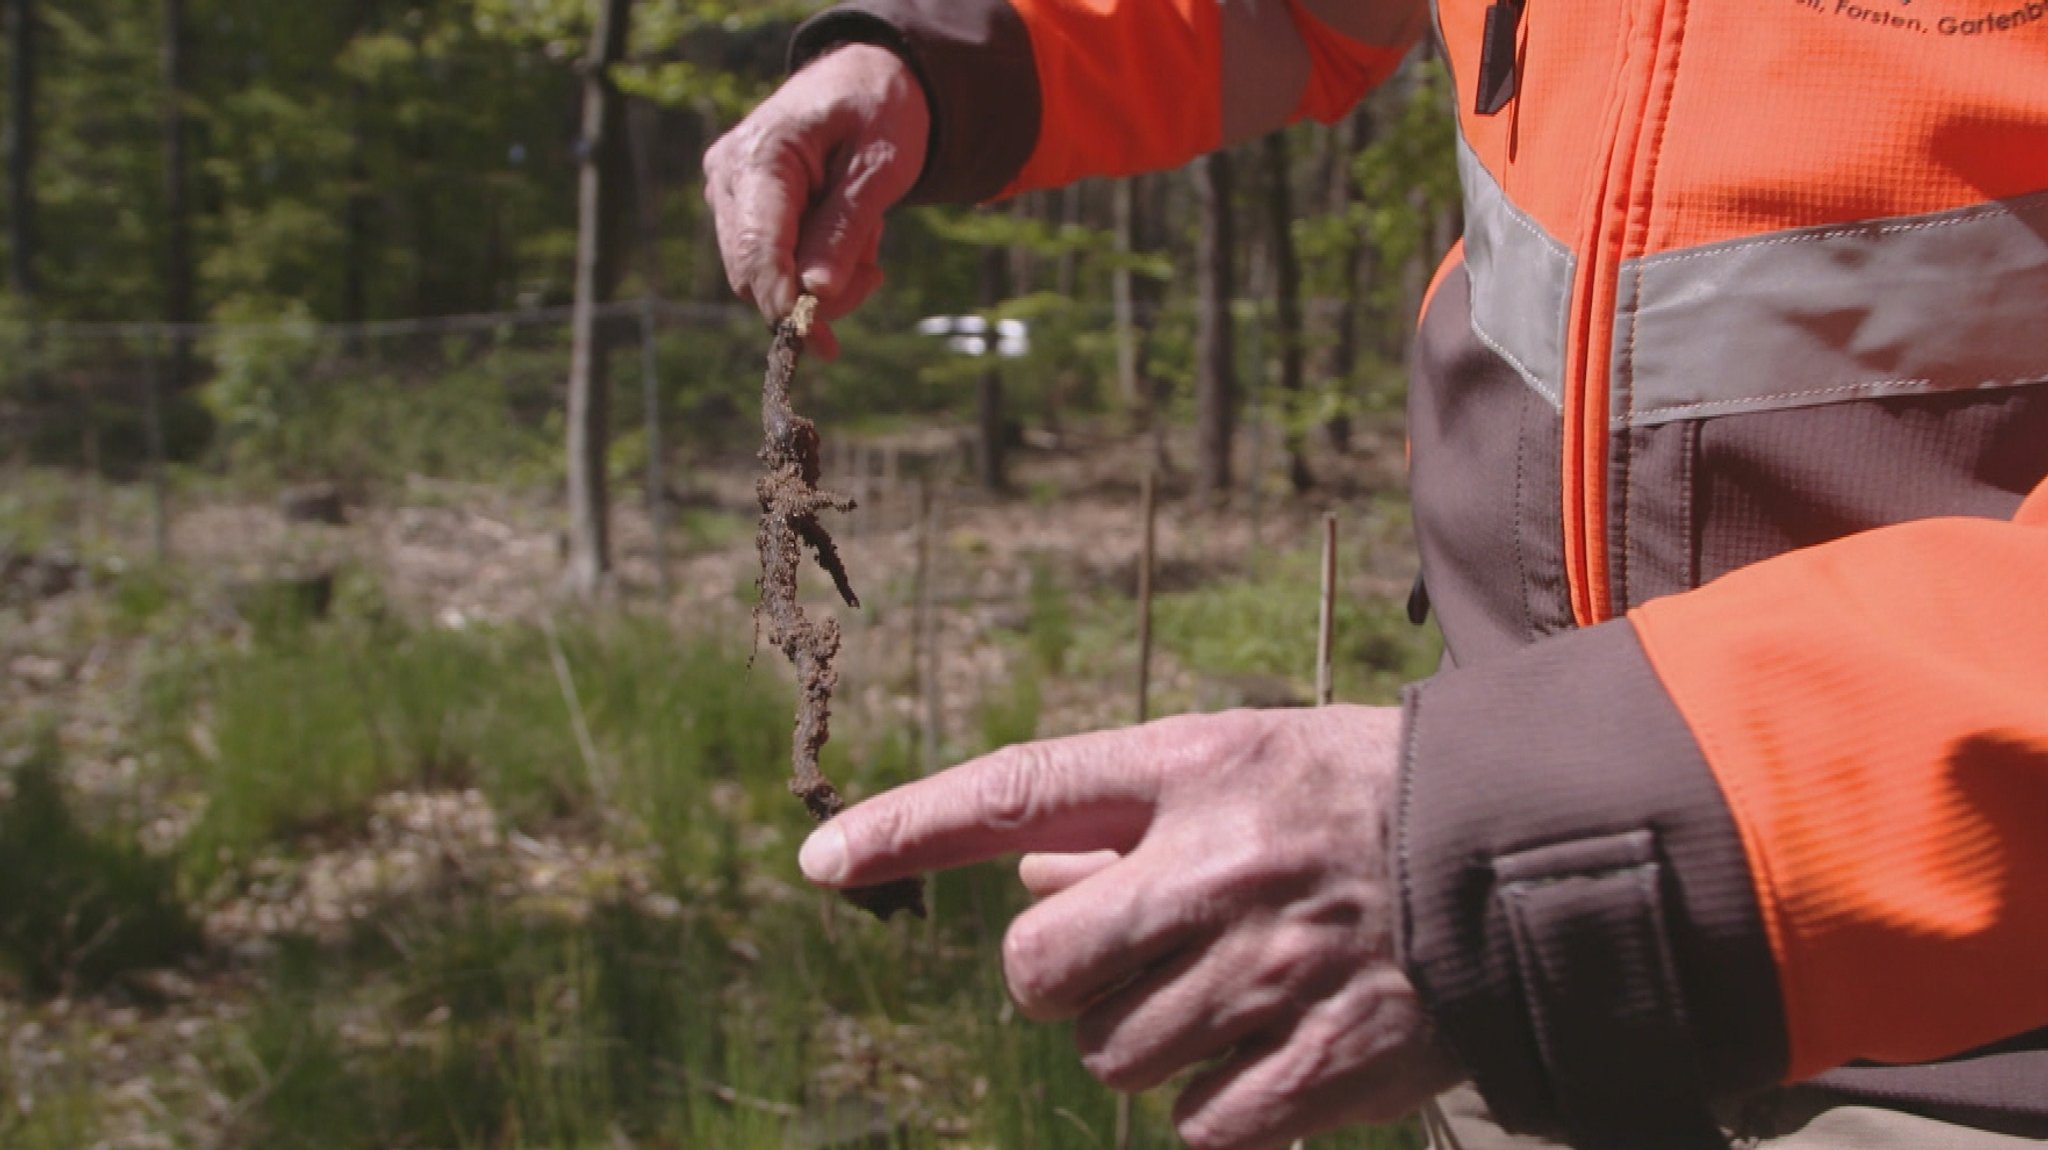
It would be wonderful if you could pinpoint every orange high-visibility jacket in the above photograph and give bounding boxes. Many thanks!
[792,2,2048,1143]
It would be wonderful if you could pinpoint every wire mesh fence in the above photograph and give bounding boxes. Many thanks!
[0,293,1406,617]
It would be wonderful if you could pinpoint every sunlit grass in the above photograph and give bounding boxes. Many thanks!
[49,557,1433,1149]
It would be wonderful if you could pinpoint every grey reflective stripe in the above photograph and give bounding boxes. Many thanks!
[1613,189,2048,429]
[1458,139,1575,410]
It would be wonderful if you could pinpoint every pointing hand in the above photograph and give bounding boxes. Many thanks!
[800,707,1464,1150]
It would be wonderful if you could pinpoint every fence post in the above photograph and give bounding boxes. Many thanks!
[639,296,668,594]
[1136,466,1158,725]
[143,328,169,563]
[915,478,943,773]
[1317,512,1337,707]
[1246,302,1267,560]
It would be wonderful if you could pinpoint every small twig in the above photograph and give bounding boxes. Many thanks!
[672,1066,801,1119]
[1317,513,1338,707]
[916,478,943,773]
[1117,465,1163,1150]
[541,609,611,809]
[1135,466,1158,726]
[1308,517,1461,1150]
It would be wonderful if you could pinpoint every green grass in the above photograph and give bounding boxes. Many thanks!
[1146,540,1440,707]
[0,1051,101,1150]
[83,559,1429,1150]
[155,610,805,887]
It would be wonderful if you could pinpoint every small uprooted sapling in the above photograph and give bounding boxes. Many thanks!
[755,295,926,921]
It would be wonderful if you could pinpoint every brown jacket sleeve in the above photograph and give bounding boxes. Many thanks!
[1398,479,2048,1144]
[1397,621,1785,1147]
[790,0,1412,205]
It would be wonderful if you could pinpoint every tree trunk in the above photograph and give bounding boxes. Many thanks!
[1055,183,1081,298]
[690,102,726,302]
[975,242,1008,492]
[1112,177,1143,417]
[628,98,668,589]
[1194,151,1237,504]
[342,94,370,325]
[161,0,194,394]
[565,0,634,600]
[338,0,378,327]
[1323,106,1376,455]
[1263,130,1312,493]
[6,0,35,299]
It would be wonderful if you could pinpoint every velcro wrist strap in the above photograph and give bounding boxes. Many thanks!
[1496,831,1726,1150]
[1395,623,1787,1145]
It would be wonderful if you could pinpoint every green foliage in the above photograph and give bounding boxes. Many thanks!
[201,325,563,489]
[1151,544,1442,707]
[1025,559,1076,675]
[109,563,185,634]
[0,741,201,997]
[977,667,1043,752]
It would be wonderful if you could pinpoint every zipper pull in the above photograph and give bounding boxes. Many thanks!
[1475,0,1525,116]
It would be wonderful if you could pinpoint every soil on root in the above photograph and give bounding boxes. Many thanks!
[755,295,925,922]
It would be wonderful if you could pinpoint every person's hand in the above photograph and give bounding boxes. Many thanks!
[798,708,1465,1150]
[703,42,929,360]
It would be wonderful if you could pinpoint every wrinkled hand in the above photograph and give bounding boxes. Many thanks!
[799,708,1464,1150]
[703,43,929,359]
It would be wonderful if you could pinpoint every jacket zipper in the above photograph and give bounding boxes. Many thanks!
[1560,0,1683,625]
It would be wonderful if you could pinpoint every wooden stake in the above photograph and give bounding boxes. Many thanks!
[916,478,943,773]
[1116,464,1163,1150]
[1316,512,1337,707]
[638,296,668,594]
[1297,516,1337,1150]
[1136,466,1159,725]
[1307,515,1460,1150]
[142,330,169,562]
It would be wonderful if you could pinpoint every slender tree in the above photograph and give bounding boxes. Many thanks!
[975,242,1009,492]
[1320,106,1375,455]
[161,0,193,393]
[5,0,35,299]
[1263,130,1313,493]
[1194,150,1237,502]
[340,0,379,330]
[565,0,635,600]
[1112,177,1143,417]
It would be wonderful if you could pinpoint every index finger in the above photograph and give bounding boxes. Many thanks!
[799,723,1186,890]
[718,151,810,321]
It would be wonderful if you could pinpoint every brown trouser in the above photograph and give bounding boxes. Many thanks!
[1433,1085,2048,1150]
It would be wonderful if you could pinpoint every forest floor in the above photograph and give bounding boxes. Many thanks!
[0,422,1437,1150]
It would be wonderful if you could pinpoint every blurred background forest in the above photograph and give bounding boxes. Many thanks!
[0,1,1458,1147]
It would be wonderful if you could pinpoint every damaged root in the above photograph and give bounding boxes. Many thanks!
[756,295,926,922]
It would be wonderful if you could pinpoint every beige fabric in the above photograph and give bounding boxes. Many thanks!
[1430,1084,2048,1150]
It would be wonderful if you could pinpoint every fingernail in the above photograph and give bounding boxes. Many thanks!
[799,824,848,885]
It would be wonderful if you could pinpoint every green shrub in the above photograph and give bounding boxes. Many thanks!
[1151,545,1441,706]
[1025,559,1076,675]
[0,744,200,997]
